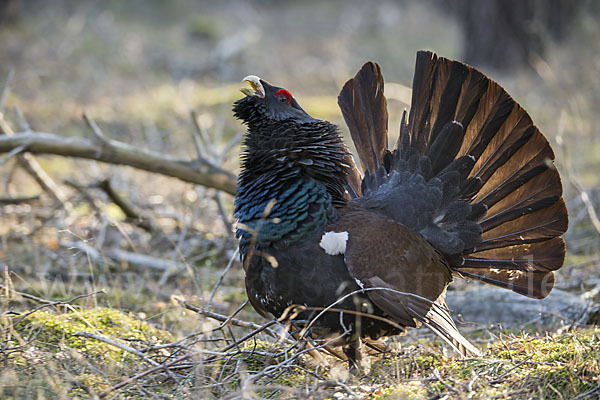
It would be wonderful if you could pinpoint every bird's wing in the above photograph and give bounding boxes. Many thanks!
[328,211,479,356]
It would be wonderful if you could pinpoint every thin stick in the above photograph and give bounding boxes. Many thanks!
[206,248,239,310]
[98,319,278,398]
[0,144,24,164]
[98,353,192,399]
[96,178,156,232]
[190,109,213,161]
[0,283,56,304]
[208,319,278,361]
[178,299,277,336]
[213,190,233,233]
[0,114,74,212]
[0,69,14,112]
[13,290,105,326]
[0,195,40,204]
[83,112,110,144]
[73,331,160,366]
[571,383,600,400]
[432,368,458,393]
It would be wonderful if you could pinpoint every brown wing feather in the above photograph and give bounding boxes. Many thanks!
[330,211,479,356]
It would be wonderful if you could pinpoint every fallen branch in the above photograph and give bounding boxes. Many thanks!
[0,131,237,194]
[60,240,186,273]
[0,114,74,212]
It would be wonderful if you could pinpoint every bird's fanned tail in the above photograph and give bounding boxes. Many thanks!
[406,51,567,299]
[340,51,568,300]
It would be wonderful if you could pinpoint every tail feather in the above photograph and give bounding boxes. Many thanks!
[421,301,481,357]
[457,269,555,299]
[344,153,363,198]
[341,51,568,300]
[406,52,437,154]
[403,51,567,299]
[426,121,465,176]
[338,61,388,174]
[476,199,567,251]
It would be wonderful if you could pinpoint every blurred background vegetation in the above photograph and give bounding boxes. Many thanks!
[1,0,599,398]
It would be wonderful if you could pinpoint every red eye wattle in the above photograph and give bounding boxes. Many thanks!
[275,89,292,106]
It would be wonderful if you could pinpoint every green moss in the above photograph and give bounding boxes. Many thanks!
[440,329,600,399]
[366,329,600,399]
[15,307,174,364]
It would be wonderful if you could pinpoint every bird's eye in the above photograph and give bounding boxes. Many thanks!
[275,89,292,106]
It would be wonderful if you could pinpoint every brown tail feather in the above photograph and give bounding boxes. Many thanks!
[342,51,567,300]
[407,51,568,299]
[338,61,388,174]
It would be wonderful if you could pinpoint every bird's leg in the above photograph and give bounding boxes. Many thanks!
[342,340,363,374]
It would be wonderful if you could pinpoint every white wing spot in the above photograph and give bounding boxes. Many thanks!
[319,231,349,255]
[354,277,365,290]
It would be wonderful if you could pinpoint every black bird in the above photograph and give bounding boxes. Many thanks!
[233,51,568,367]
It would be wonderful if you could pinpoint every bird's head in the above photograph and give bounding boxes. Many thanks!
[233,75,315,127]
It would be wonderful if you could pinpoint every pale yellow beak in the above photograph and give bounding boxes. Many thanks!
[241,75,265,98]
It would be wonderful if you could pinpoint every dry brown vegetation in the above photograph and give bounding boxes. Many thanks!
[1,1,599,399]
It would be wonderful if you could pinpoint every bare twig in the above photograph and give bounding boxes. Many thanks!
[213,190,233,233]
[68,331,179,388]
[0,115,74,212]
[13,290,105,326]
[0,283,56,304]
[568,178,600,235]
[178,299,277,336]
[190,109,213,161]
[432,368,458,393]
[98,353,193,399]
[0,144,25,165]
[98,319,278,398]
[206,248,239,310]
[95,178,157,232]
[571,383,600,400]
[82,112,109,144]
[209,319,279,361]
[73,331,160,366]
[557,116,600,235]
[0,69,14,112]
[0,195,40,204]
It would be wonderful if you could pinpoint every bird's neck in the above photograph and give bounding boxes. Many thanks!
[235,119,349,249]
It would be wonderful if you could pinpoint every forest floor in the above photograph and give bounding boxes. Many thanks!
[1,1,600,399]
